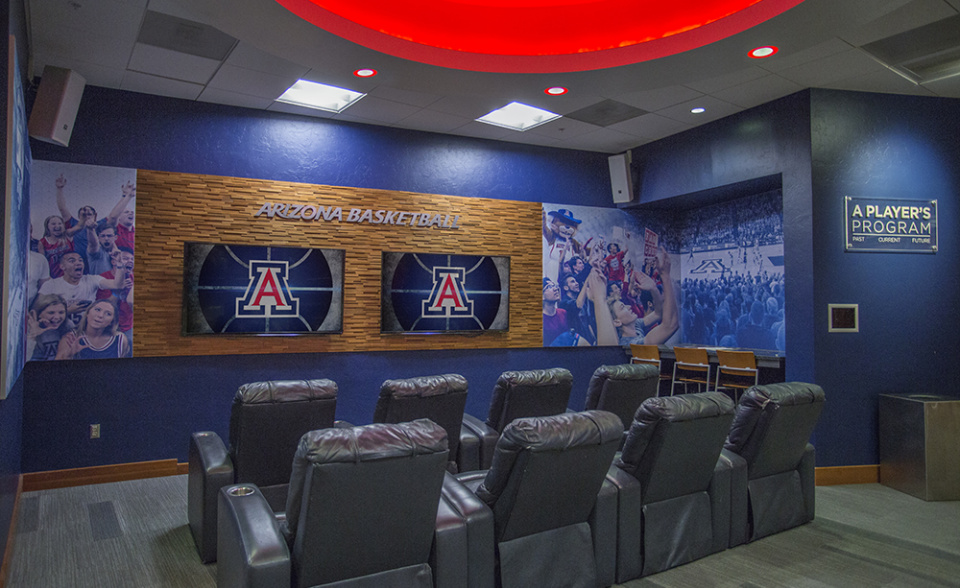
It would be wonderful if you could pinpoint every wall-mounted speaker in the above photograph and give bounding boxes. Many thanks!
[28,66,86,147]
[608,151,633,203]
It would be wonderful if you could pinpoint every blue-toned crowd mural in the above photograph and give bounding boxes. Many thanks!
[542,189,784,351]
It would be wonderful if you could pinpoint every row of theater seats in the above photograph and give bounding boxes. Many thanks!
[188,364,662,564]
[188,370,824,588]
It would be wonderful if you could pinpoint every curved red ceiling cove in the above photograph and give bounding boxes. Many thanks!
[275,0,803,73]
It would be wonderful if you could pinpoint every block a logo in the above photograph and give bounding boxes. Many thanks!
[236,260,299,318]
[422,267,474,319]
[689,259,726,274]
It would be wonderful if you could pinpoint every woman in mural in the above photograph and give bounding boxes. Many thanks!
[38,215,74,279]
[55,299,129,360]
[607,246,679,347]
[25,294,73,361]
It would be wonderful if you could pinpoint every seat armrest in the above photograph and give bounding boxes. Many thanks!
[217,484,291,588]
[434,473,495,588]
[590,476,618,588]
[800,443,816,522]
[721,448,749,548]
[459,414,499,471]
[708,448,741,554]
[604,464,643,583]
[188,431,234,563]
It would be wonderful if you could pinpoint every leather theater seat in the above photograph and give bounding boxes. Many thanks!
[188,378,338,563]
[216,419,494,588]
[582,363,660,447]
[375,374,471,473]
[456,410,623,588]
[724,381,825,544]
[460,367,574,471]
[605,391,740,581]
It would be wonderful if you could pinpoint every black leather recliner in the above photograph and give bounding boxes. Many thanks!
[188,379,338,563]
[460,368,574,470]
[216,419,495,588]
[724,381,825,544]
[582,363,660,447]
[456,410,623,588]
[376,374,471,473]
[605,391,740,581]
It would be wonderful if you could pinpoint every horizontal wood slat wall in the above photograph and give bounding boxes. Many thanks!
[135,170,541,357]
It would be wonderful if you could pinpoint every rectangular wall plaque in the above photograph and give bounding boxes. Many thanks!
[845,196,937,253]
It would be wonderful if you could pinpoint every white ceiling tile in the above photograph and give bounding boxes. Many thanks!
[30,51,126,88]
[31,26,135,71]
[527,117,603,140]
[656,96,743,125]
[823,69,939,96]
[559,128,642,153]
[223,42,310,79]
[146,0,216,25]
[29,0,148,43]
[776,48,886,87]
[712,75,806,109]
[917,73,960,97]
[839,0,959,46]
[365,86,443,109]
[128,43,221,85]
[449,121,514,141]
[197,87,274,109]
[335,96,422,124]
[685,67,769,95]
[393,109,472,133]
[606,113,693,140]
[120,70,204,100]
[207,64,300,100]
[614,85,704,112]
[755,38,853,73]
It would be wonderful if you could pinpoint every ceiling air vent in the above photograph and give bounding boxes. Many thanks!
[564,99,648,127]
[136,10,236,61]
[860,14,960,84]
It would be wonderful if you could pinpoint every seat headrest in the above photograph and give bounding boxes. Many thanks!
[618,392,735,473]
[235,379,338,404]
[296,418,448,465]
[725,382,825,454]
[498,367,573,388]
[499,410,624,452]
[380,374,468,398]
[592,363,660,382]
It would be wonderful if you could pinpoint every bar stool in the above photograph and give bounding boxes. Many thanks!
[714,349,759,403]
[630,344,672,396]
[671,347,712,395]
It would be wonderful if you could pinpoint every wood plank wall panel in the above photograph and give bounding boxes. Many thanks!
[135,170,542,357]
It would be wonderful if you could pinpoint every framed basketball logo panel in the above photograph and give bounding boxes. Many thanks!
[381,252,509,334]
[183,243,344,335]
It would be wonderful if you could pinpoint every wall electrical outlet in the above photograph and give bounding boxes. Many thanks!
[90,424,100,439]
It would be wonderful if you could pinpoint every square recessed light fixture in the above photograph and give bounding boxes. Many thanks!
[276,79,365,113]
[477,101,561,131]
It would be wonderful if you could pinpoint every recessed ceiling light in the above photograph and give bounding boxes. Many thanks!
[749,46,778,59]
[354,68,377,77]
[276,79,365,113]
[691,107,706,114]
[477,102,562,131]
[545,86,568,95]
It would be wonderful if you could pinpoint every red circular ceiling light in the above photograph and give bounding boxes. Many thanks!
[354,68,378,77]
[545,86,568,95]
[276,0,802,73]
[749,45,779,58]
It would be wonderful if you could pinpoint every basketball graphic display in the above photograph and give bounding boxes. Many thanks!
[183,243,343,335]
[382,252,509,334]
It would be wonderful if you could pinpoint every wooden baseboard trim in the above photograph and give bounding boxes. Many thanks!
[815,464,879,486]
[22,459,184,492]
[0,475,23,588]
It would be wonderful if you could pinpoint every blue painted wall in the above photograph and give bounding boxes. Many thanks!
[810,89,960,466]
[22,85,623,473]
[631,88,960,467]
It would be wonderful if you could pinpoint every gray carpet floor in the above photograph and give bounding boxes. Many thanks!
[7,477,960,587]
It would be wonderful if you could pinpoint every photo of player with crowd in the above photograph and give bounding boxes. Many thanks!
[542,204,681,348]
[542,189,784,352]
[27,161,136,361]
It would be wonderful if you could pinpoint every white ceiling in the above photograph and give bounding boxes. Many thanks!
[25,0,960,154]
